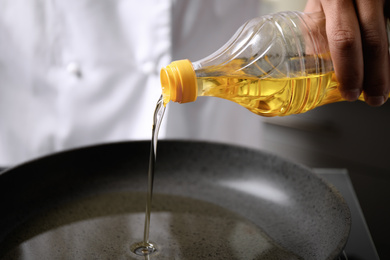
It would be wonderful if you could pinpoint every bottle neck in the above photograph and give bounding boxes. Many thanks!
[160,60,197,105]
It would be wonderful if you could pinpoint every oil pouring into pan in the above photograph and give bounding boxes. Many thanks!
[0,11,352,260]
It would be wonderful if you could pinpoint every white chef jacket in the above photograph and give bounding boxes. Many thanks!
[0,0,263,167]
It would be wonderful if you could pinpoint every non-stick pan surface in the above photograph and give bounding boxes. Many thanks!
[0,141,350,259]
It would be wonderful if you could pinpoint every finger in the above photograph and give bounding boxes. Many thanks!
[304,0,322,12]
[355,0,390,106]
[321,0,364,101]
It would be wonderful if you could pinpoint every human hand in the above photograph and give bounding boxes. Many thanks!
[305,0,390,106]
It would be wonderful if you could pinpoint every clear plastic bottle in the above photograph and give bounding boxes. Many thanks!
[160,11,390,117]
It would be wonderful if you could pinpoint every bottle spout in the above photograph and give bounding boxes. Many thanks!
[160,59,198,105]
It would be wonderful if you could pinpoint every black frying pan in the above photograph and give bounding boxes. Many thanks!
[0,141,350,259]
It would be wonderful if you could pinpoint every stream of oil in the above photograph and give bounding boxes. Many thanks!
[130,95,166,256]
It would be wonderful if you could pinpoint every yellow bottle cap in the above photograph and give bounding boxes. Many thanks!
[160,59,197,104]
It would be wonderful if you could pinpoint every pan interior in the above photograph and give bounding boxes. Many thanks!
[1,192,301,260]
[0,141,350,260]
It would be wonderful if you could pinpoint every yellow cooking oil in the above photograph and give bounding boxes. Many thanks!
[160,59,388,117]
[196,72,344,117]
